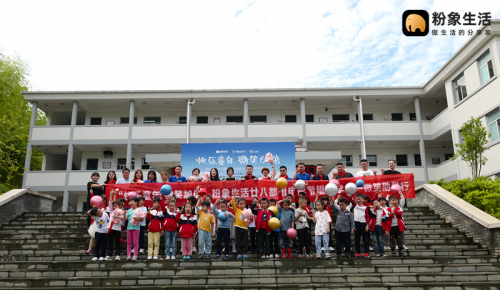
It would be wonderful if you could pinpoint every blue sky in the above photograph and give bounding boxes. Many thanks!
[0,0,499,91]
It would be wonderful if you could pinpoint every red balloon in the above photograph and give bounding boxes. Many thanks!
[90,196,103,208]
[286,228,297,239]
[329,179,340,187]
[127,191,138,200]
[390,184,402,194]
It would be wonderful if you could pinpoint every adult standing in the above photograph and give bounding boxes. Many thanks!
[209,168,221,181]
[241,165,258,180]
[355,159,377,177]
[333,163,354,180]
[381,159,401,175]
[276,166,292,180]
[116,168,132,184]
[169,166,187,182]
[87,172,104,227]
[293,163,311,180]
[131,170,144,184]
[144,170,158,183]
[312,164,329,180]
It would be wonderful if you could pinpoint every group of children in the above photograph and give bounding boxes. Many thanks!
[86,187,407,261]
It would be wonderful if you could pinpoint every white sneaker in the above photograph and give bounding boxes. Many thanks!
[376,254,380,257]
[147,256,152,260]
[131,249,134,254]
[192,247,197,252]
[171,255,176,260]
[395,246,399,250]
[153,256,158,260]
[328,247,334,252]
[403,245,408,250]
[321,247,324,251]
[316,253,321,259]
[105,256,111,261]
[98,257,105,261]
[91,257,98,262]
[115,255,120,261]
[165,256,171,260]
[325,253,331,259]
[384,246,390,250]
[139,249,145,254]
[261,255,266,259]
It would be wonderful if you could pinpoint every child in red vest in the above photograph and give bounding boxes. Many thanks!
[162,199,179,260]
[146,197,164,260]
[367,199,389,257]
[386,196,406,258]
[251,197,273,258]
[176,202,198,260]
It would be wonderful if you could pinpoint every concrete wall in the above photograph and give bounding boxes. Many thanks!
[0,190,56,224]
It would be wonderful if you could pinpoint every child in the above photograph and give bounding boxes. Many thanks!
[106,190,124,261]
[163,200,179,260]
[197,201,215,260]
[251,197,272,258]
[379,197,391,250]
[277,199,295,258]
[146,197,164,260]
[312,200,331,259]
[350,193,370,258]
[386,196,406,257]
[137,196,147,255]
[228,203,237,253]
[213,198,235,259]
[248,197,260,253]
[295,197,313,258]
[176,202,198,260]
[124,197,144,261]
[367,199,389,257]
[332,197,355,258]
[269,199,280,258]
[231,190,252,259]
[315,194,334,253]
[87,207,109,261]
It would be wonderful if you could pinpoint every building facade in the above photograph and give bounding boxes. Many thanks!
[22,21,500,211]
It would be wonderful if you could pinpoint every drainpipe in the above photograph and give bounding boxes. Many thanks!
[186,98,195,143]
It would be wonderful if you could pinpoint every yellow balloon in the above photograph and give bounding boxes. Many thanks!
[276,177,288,189]
[268,217,281,230]
[268,206,278,217]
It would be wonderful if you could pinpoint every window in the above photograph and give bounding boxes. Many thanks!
[86,158,98,170]
[392,113,403,121]
[340,155,353,167]
[144,117,161,124]
[117,158,135,170]
[453,73,467,102]
[179,116,186,124]
[479,50,495,84]
[458,129,466,144]
[285,115,297,123]
[395,155,408,166]
[414,154,421,166]
[409,113,417,121]
[487,108,500,142]
[356,114,373,121]
[332,114,350,122]
[226,116,243,123]
[306,114,314,123]
[359,155,377,166]
[250,115,267,123]
[432,157,441,164]
[90,117,102,125]
[445,154,454,160]
[141,158,152,170]
[120,117,137,125]
[197,116,208,124]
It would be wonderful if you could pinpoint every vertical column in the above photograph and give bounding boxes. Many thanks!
[62,101,78,212]
[356,96,367,159]
[126,100,135,170]
[186,99,193,143]
[243,99,249,142]
[300,98,307,147]
[22,101,38,188]
[414,96,429,183]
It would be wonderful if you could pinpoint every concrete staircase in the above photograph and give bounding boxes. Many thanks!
[0,207,499,289]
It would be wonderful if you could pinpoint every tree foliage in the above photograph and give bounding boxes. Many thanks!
[451,117,491,179]
[0,53,46,193]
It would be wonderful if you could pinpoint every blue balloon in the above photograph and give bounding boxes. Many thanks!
[218,212,228,222]
[160,184,172,196]
[356,179,365,188]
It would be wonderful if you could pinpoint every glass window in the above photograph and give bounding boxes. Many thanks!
[453,73,467,102]
[90,117,102,125]
[445,153,454,160]
[117,158,135,170]
[487,108,500,142]
[227,116,243,123]
[179,116,186,124]
[332,114,350,122]
[306,114,314,123]
[409,113,417,121]
[250,115,267,123]
[197,116,208,124]
[392,113,403,121]
[141,158,152,170]
[356,114,373,121]
[120,117,137,125]
[396,155,408,166]
[86,158,98,170]
[144,117,161,124]
[414,154,421,166]
[340,155,353,167]
[359,155,377,166]
[479,50,495,84]
[285,115,297,123]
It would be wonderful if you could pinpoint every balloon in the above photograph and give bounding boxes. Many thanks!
[276,178,288,189]
[202,172,210,182]
[127,192,137,200]
[325,184,338,197]
[391,184,402,194]
[160,184,172,196]
[268,206,278,217]
[286,228,297,239]
[356,179,365,188]
[90,196,103,208]
[242,208,253,219]
[218,212,228,222]
[345,183,357,195]
[265,153,274,163]
[329,179,340,187]
[295,180,306,190]
[268,217,281,230]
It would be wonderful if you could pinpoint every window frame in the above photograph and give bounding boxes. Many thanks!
[120,117,137,125]
[359,155,377,166]
[478,50,495,84]
[453,72,467,103]
[179,116,186,124]
[305,114,314,123]
[144,116,161,125]
[395,154,408,166]
[226,116,243,123]
[340,155,353,167]
[285,115,297,123]
[90,117,102,126]
[487,108,500,142]
[409,113,417,121]
[250,115,267,123]
[391,113,403,121]
[141,158,152,170]
[117,158,135,170]
[332,114,350,122]
[196,116,208,124]
[86,158,99,170]
[414,154,422,166]
[356,114,374,121]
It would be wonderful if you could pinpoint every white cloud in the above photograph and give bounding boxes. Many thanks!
[0,0,499,91]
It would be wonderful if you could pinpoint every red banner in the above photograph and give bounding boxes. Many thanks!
[105,174,414,208]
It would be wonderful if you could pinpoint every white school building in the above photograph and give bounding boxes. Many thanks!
[21,21,500,212]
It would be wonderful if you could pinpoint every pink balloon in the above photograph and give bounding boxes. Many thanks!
[127,191,138,200]
[390,184,402,194]
[90,196,103,208]
[242,208,253,219]
[329,179,340,187]
[286,228,297,239]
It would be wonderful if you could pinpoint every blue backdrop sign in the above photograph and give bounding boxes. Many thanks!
[181,142,296,179]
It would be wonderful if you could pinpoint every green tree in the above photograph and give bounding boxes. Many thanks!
[0,53,46,193]
[451,116,491,179]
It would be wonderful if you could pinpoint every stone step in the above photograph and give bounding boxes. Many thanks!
[1,272,500,288]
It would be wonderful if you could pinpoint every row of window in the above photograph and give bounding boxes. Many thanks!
[339,153,453,167]
[453,49,495,103]
[89,113,420,125]
[86,158,151,171]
